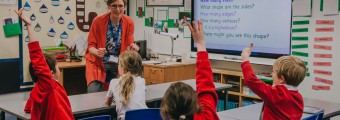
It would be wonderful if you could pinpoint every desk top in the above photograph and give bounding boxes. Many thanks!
[217,98,340,120]
[304,97,340,118]
[217,103,314,120]
[58,59,86,69]
[145,79,232,102]
[0,79,231,120]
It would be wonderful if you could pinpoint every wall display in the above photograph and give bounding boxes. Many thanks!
[39,4,48,13]
[60,31,68,39]
[146,0,184,6]
[30,14,36,21]
[58,16,65,24]
[47,28,56,37]
[34,23,41,32]
[51,0,60,6]
[76,0,98,32]
[24,2,31,11]
[65,6,71,14]
[49,16,54,24]
[67,22,75,30]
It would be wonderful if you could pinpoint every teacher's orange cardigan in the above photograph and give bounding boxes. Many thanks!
[85,13,134,85]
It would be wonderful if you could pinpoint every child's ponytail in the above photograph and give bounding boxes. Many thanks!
[118,50,143,105]
[119,71,135,104]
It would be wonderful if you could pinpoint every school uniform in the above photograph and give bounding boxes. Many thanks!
[106,76,148,120]
[24,41,74,120]
[241,61,303,120]
[194,51,220,120]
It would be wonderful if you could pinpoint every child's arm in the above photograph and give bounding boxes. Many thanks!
[105,96,113,106]
[241,44,277,103]
[105,80,115,106]
[16,8,54,102]
[15,8,36,43]
[187,21,219,119]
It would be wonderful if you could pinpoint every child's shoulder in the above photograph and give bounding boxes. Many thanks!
[134,76,145,84]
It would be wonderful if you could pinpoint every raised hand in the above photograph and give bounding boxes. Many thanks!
[15,8,31,26]
[186,20,206,52]
[241,43,253,62]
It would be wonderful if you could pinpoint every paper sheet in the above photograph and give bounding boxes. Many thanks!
[0,0,16,5]
[315,77,333,85]
[314,44,332,50]
[314,70,332,76]
[312,85,330,90]
[145,7,153,18]
[292,0,311,17]
[323,0,339,16]
[183,25,191,38]
[314,37,333,42]
[316,20,334,25]
[169,8,179,20]
[184,0,191,11]
[315,27,334,32]
[157,10,167,20]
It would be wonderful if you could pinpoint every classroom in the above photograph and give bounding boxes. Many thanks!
[0,0,340,120]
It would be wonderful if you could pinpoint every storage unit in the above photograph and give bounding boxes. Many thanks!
[143,62,196,85]
[212,69,272,107]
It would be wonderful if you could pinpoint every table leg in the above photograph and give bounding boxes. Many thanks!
[1,111,4,120]
[224,90,228,110]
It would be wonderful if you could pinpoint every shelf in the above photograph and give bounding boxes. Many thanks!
[228,91,242,96]
[228,91,261,99]
[242,94,261,99]
[213,68,267,108]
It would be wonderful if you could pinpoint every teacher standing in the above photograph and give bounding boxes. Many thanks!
[86,0,139,93]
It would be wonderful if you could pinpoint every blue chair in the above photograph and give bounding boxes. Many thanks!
[303,112,324,120]
[78,115,111,120]
[125,108,162,120]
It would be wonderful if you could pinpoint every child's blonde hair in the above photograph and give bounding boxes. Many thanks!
[273,56,306,86]
[118,50,143,104]
[160,82,201,120]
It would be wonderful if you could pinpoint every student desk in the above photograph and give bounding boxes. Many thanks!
[0,79,231,120]
[304,98,340,120]
[217,98,340,120]
[58,59,87,95]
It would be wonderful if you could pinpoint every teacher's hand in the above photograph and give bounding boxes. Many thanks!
[97,48,107,58]
[128,43,139,51]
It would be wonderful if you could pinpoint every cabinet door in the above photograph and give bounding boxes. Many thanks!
[149,67,164,84]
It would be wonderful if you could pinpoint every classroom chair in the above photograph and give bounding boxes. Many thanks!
[302,111,324,120]
[78,115,111,120]
[125,108,162,120]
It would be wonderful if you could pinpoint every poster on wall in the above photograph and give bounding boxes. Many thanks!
[146,0,183,6]
[0,0,16,5]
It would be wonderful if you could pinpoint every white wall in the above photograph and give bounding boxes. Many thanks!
[292,0,340,103]
[130,0,340,103]
[129,0,191,58]
[0,4,19,59]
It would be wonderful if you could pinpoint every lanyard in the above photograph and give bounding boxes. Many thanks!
[109,18,122,45]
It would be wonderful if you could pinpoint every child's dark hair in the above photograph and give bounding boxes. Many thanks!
[29,53,57,82]
[106,0,127,6]
[160,82,201,120]
[118,50,143,104]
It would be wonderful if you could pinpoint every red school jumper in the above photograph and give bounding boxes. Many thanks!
[24,41,74,120]
[194,51,219,120]
[241,61,303,120]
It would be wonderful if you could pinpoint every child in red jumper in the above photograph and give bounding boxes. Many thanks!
[16,8,74,120]
[160,21,219,120]
[241,43,306,120]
